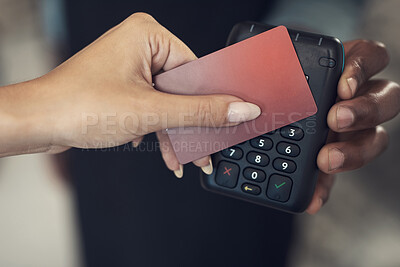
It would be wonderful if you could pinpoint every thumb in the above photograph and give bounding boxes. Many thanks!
[140,16,260,131]
[147,91,261,132]
[148,17,198,73]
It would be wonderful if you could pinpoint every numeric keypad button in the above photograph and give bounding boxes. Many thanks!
[243,168,266,182]
[221,147,243,160]
[250,137,273,151]
[273,158,297,173]
[246,152,269,167]
[276,142,300,157]
[280,126,304,141]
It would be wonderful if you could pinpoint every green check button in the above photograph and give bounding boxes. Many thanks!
[274,182,286,189]
[267,175,292,202]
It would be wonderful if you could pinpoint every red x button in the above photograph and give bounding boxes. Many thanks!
[223,166,232,176]
[215,161,239,189]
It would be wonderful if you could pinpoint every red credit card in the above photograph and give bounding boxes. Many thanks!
[153,26,317,164]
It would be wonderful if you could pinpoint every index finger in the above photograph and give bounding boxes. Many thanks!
[338,40,389,99]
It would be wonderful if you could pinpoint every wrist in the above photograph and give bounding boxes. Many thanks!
[0,79,56,156]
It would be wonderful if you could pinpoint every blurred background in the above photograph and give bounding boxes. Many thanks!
[0,0,399,266]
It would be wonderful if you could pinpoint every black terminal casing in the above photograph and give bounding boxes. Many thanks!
[200,22,344,213]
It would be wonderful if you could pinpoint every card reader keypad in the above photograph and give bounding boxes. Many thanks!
[202,21,344,213]
[218,125,303,203]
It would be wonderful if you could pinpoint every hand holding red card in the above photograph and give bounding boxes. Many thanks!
[154,26,317,164]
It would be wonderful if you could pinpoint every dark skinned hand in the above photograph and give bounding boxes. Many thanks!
[306,40,400,214]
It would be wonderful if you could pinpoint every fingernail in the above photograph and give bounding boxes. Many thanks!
[328,148,345,171]
[337,106,355,129]
[173,164,183,178]
[347,78,357,97]
[201,158,213,175]
[227,102,261,123]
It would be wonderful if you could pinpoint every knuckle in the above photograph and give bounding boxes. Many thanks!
[361,94,381,126]
[194,98,227,126]
[364,80,400,123]
[361,39,390,63]
[369,39,388,52]
[390,81,400,112]
[349,56,365,81]
[347,40,390,81]
[354,127,387,168]
[358,39,376,47]
[195,98,214,125]
[352,39,373,55]
[373,40,390,66]
[124,12,156,27]
[376,126,390,151]
[357,39,386,52]
[129,12,154,21]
